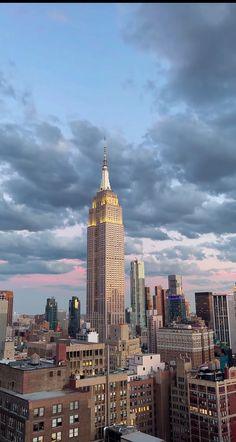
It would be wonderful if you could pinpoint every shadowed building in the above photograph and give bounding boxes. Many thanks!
[68,296,80,338]
[195,292,214,327]
[86,144,125,342]
[45,297,58,331]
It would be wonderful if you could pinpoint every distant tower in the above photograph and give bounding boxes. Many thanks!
[0,296,8,346]
[0,291,13,325]
[45,297,58,331]
[153,285,167,326]
[130,259,146,330]
[195,292,214,327]
[166,295,186,324]
[168,275,183,295]
[68,296,81,338]
[86,142,125,342]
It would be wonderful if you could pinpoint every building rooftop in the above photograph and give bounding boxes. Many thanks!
[105,426,165,442]
[0,358,56,371]
[121,432,165,442]
[0,387,76,401]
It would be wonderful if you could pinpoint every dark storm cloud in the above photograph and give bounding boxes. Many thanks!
[1,115,236,239]
[0,259,74,278]
[0,230,86,278]
[123,3,236,110]
[0,230,86,262]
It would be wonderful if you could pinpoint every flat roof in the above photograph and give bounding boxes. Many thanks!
[0,359,56,371]
[121,432,165,442]
[0,388,77,401]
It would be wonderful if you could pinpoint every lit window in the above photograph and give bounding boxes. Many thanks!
[33,408,44,417]
[69,428,79,438]
[52,418,62,428]
[69,414,79,424]
[51,433,62,442]
[52,404,62,414]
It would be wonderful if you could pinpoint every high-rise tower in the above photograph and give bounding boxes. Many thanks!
[68,296,80,338]
[130,259,146,331]
[86,144,125,342]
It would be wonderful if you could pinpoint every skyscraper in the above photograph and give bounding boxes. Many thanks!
[86,145,125,341]
[212,293,236,352]
[168,275,183,295]
[166,295,186,324]
[45,297,58,331]
[68,296,80,338]
[0,290,13,325]
[195,291,214,327]
[130,259,146,331]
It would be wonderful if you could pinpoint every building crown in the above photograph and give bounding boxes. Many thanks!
[100,141,111,191]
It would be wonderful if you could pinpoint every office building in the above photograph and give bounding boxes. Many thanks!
[156,324,214,368]
[106,324,141,370]
[0,290,14,325]
[146,310,163,354]
[153,286,167,326]
[166,294,186,324]
[145,287,153,311]
[188,363,236,441]
[130,260,146,330]
[195,292,214,327]
[168,275,183,296]
[212,293,236,353]
[57,309,68,336]
[86,145,125,341]
[55,340,105,376]
[170,358,192,442]
[68,296,80,338]
[130,259,146,330]
[45,297,58,331]
[0,296,14,359]
[0,354,130,442]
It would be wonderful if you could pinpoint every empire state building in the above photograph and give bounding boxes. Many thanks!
[86,145,125,342]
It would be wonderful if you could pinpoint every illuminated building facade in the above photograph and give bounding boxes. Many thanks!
[86,145,125,342]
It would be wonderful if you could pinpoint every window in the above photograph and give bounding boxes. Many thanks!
[33,422,44,432]
[33,408,44,417]
[33,438,43,442]
[69,428,79,438]
[52,418,62,428]
[51,433,62,442]
[69,414,79,424]
[52,404,62,414]
[69,401,79,410]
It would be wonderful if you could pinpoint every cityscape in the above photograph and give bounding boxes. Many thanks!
[0,3,236,442]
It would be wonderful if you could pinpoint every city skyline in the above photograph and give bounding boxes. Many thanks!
[0,4,236,314]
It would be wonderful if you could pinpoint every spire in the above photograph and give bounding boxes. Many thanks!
[100,138,111,191]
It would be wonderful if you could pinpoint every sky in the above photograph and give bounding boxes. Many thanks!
[1,3,236,315]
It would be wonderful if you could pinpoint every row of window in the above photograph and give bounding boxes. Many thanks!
[33,429,79,442]
[33,401,79,418]
[33,415,79,431]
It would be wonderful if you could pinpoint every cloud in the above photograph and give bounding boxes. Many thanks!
[123,3,236,110]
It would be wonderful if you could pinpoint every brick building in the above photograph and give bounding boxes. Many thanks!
[156,324,214,368]
[188,364,236,442]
